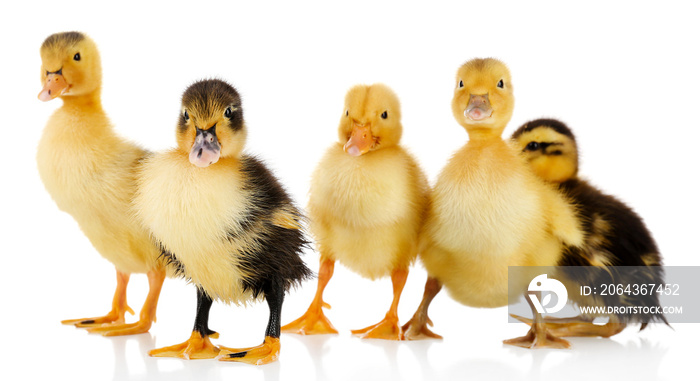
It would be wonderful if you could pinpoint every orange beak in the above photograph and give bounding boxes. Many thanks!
[38,73,69,102]
[343,123,375,157]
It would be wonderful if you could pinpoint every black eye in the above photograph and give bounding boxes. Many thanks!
[497,79,504,88]
[346,110,349,117]
[224,107,232,118]
[525,142,540,151]
[183,110,189,121]
[458,80,464,88]
[73,53,81,61]
[381,111,388,119]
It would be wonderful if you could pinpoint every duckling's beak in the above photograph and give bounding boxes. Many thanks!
[38,72,69,102]
[189,126,221,168]
[343,123,375,157]
[464,94,493,121]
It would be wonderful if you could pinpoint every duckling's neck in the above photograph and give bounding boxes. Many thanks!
[61,90,103,113]
[466,127,504,142]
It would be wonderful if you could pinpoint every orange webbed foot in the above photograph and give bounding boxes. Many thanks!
[62,305,135,327]
[217,336,280,365]
[86,319,154,336]
[401,316,443,340]
[503,324,571,349]
[351,313,402,340]
[149,332,221,360]
[510,314,625,338]
[281,302,338,335]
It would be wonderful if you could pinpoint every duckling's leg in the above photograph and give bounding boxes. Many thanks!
[149,287,220,359]
[351,267,408,340]
[62,269,135,327]
[86,268,166,336]
[401,276,443,340]
[510,314,627,338]
[218,280,284,365]
[503,292,571,349]
[280,257,338,335]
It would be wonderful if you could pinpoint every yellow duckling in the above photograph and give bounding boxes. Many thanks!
[36,32,165,336]
[402,59,584,348]
[281,84,429,340]
[510,118,667,336]
[135,79,312,365]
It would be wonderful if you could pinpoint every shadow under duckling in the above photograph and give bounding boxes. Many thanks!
[281,84,429,340]
[402,58,584,348]
[510,118,668,335]
[134,79,312,365]
[37,31,165,336]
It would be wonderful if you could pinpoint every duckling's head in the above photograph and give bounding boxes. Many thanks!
[339,84,402,156]
[511,118,579,183]
[451,58,514,138]
[38,31,101,102]
[176,79,247,168]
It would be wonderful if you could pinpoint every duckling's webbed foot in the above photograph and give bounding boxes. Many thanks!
[149,287,220,359]
[280,302,338,335]
[504,291,571,349]
[62,270,134,328]
[85,268,165,336]
[510,314,626,338]
[402,277,443,340]
[149,331,221,359]
[218,336,281,365]
[351,313,402,340]
[281,258,338,335]
[219,280,284,365]
[351,268,408,341]
[503,321,571,349]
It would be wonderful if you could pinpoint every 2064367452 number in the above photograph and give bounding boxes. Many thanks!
[599,283,680,296]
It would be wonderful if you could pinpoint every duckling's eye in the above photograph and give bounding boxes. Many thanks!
[458,80,464,88]
[73,53,81,61]
[183,110,189,121]
[346,110,349,117]
[497,79,504,88]
[381,111,388,119]
[224,107,232,119]
[525,142,540,151]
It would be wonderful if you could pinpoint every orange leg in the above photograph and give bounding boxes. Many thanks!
[351,267,408,340]
[503,292,571,349]
[87,268,166,336]
[402,276,443,340]
[62,270,135,326]
[281,258,338,335]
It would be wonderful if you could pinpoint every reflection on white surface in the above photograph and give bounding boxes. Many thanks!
[22,316,688,381]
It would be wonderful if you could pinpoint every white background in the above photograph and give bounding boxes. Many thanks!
[2,1,699,380]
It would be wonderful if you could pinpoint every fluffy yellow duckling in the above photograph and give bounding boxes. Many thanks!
[510,118,667,336]
[402,59,584,348]
[36,32,165,336]
[281,84,428,340]
[135,79,312,365]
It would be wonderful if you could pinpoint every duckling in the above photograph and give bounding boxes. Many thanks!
[36,32,165,336]
[281,84,429,340]
[509,118,667,336]
[402,58,584,348]
[135,79,312,364]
